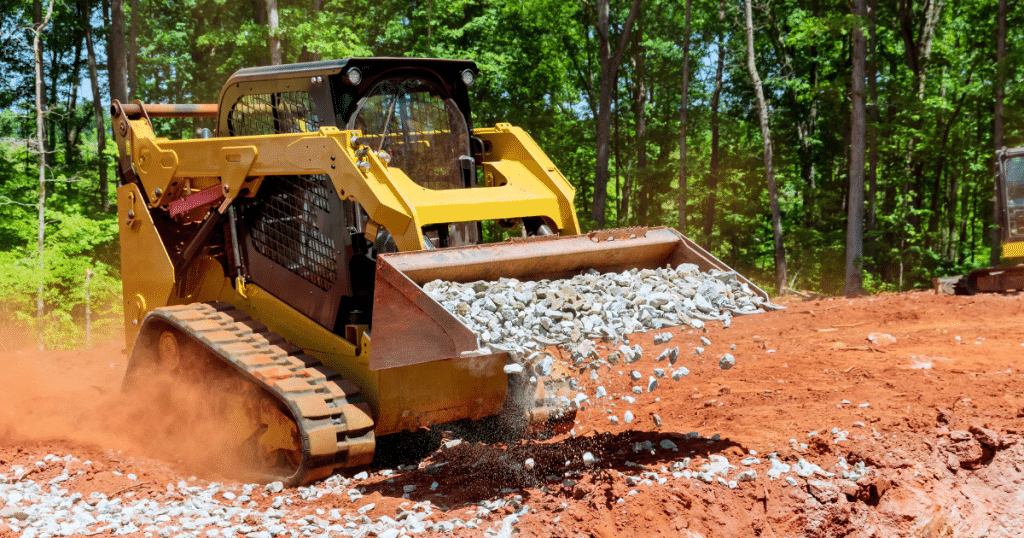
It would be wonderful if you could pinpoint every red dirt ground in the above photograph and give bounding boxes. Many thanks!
[3,290,1024,537]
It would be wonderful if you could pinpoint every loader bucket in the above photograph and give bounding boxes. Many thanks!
[369,226,768,370]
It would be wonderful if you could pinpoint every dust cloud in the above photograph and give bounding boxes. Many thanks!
[0,338,272,481]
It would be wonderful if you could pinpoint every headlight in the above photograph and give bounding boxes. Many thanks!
[460,69,475,87]
[344,67,362,86]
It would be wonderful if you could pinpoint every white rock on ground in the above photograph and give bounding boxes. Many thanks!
[0,458,500,538]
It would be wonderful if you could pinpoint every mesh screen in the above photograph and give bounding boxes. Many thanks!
[247,175,337,290]
[229,92,320,136]
[1006,156,1024,240]
[347,78,469,190]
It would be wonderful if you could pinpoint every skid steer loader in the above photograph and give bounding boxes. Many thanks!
[937,146,1024,294]
[111,57,768,485]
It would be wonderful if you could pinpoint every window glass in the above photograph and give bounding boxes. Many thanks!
[347,78,469,190]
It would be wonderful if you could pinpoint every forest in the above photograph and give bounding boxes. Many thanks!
[0,0,1022,349]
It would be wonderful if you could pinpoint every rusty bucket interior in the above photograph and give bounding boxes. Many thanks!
[368,226,768,370]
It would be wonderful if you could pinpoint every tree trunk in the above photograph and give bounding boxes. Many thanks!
[298,0,327,62]
[677,0,692,232]
[127,0,138,100]
[81,0,109,211]
[85,268,93,348]
[109,0,128,103]
[623,28,645,224]
[865,0,878,269]
[592,0,642,228]
[897,0,943,231]
[992,0,1006,266]
[610,80,618,220]
[844,0,867,296]
[703,32,725,241]
[65,29,84,168]
[32,0,48,158]
[744,0,787,295]
[267,0,282,65]
[897,0,943,100]
[928,89,970,240]
[34,0,56,350]
[766,2,816,223]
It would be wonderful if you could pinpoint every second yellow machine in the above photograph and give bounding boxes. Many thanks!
[111,57,767,484]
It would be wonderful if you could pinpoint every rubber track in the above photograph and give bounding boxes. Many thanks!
[134,302,375,485]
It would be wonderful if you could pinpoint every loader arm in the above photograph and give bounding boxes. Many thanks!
[111,103,579,257]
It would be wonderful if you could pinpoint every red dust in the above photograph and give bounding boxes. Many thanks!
[0,339,263,483]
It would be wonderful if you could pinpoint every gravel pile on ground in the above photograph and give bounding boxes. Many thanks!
[0,458,508,538]
[0,444,873,538]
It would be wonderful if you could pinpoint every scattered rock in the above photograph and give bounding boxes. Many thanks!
[807,480,839,503]
[0,507,28,521]
[768,459,791,480]
[719,354,735,370]
[867,333,896,345]
[504,364,524,374]
[968,425,1002,448]
[265,481,284,493]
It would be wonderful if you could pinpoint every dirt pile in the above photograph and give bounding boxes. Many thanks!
[2,291,1024,537]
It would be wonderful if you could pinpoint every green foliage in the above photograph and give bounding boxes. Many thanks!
[2,0,1024,351]
[0,125,120,349]
[0,200,122,349]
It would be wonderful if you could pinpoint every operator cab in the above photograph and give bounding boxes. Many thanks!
[214,58,483,333]
[339,66,479,250]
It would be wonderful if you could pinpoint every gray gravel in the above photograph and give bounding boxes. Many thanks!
[423,264,778,378]
[653,332,674,344]
[0,457,514,538]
